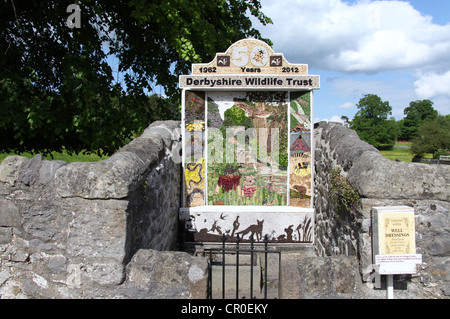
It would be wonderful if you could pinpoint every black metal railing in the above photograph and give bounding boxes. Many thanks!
[205,234,280,299]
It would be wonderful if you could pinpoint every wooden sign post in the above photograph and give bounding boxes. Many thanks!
[372,206,422,298]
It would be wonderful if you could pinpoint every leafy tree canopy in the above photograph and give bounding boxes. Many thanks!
[399,99,438,141]
[354,94,391,119]
[350,94,397,150]
[0,0,272,156]
[410,115,450,157]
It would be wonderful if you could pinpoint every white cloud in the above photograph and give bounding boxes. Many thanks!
[413,70,450,114]
[315,115,345,124]
[330,115,345,124]
[414,70,450,99]
[258,0,450,74]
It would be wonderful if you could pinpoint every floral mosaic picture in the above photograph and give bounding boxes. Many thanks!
[289,91,312,208]
[183,90,312,209]
[207,91,288,206]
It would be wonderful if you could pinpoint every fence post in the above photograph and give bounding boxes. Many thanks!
[250,234,254,299]
[222,234,226,299]
[208,249,213,299]
[264,234,269,299]
[236,234,240,299]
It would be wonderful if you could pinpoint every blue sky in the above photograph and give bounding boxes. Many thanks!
[108,1,450,123]
[252,0,450,123]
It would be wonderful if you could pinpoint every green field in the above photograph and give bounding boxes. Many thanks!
[379,142,432,162]
[0,150,109,165]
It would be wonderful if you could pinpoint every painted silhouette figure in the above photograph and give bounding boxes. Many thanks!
[231,216,240,238]
[285,225,294,241]
[236,220,264,241]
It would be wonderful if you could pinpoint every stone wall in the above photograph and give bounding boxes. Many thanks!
[1,119,448,299]
[0,120,208,298]
[312,121,450,298]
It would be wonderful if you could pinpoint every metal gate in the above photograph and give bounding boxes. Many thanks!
[205,234,281,299]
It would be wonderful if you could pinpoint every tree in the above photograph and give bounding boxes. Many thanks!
[350,94,397,150]
[410,115,450,157]
[399,100,438,141]
[0,0,272,156]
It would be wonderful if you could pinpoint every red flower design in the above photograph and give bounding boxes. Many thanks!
[218,175,240,192]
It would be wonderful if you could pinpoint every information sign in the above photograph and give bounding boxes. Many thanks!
[372,206,421,275]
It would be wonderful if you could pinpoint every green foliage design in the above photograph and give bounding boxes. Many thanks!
[223,105,253,128]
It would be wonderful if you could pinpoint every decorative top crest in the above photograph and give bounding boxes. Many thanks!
[191,39,308,76]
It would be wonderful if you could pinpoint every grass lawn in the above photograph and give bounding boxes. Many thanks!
[379,142,433,162]
[0,150,109,165]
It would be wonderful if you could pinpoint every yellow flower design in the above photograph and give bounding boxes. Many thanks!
[186,122,205,132]
[185,158,205,189]
[294,167,311,177]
